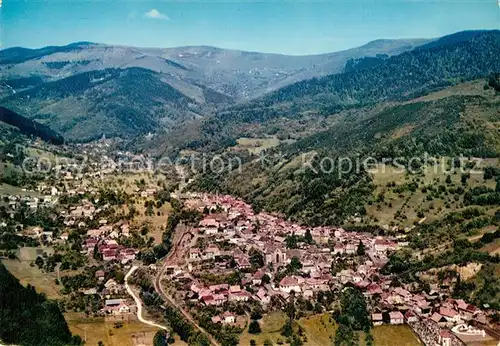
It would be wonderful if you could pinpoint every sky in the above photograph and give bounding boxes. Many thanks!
[1,0,499,55]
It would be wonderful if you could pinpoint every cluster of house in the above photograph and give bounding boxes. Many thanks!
[72,268,136,316]
[61,199,110,226]
[189,283,252,306]
[181,193,402,299]
[165,193,497,343]
[3,194,55,212]
[83,222,137,263]
[369,284,490,327]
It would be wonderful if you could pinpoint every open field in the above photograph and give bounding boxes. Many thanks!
[117,201,172,245]
[239,311,288,345]
[239,313,420,346]
[0,182,40,196]
[370,325,421,346]
[481,239,500,255]
[235,137,282,154]
[297,313,337,345]
[17,246,55,261]
[2,259,62,299]
[66,313,160,346]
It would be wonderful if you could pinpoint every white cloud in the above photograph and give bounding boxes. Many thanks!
[144,9,169,20]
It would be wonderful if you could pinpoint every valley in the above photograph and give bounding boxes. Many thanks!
[0,29,499,346]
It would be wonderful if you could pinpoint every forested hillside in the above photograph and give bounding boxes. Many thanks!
[0,262,81,346]
[174,30,500,153]
[1,67,227,141]
[261,30,500,111]
[0,107,64,144]
[288,93,500,159]
[189,79,500,227]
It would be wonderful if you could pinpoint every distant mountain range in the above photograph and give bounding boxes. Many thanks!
[0,37,428,140]
[149,30,500,154]
[0,38,428,100]
[0,30,498,143]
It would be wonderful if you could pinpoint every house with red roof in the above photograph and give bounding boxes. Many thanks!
[439,330,453,346]
[372,313,383,326]
[439,307,462,325]
[279,276,301,294]
[389,311,404,325]
[404,310,418,323]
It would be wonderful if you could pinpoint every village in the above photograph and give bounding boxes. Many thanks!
[157,193,500,346]
[0,141,499,346]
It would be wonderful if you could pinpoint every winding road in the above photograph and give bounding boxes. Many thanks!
[153,227,221,346]
[124,265,168,330]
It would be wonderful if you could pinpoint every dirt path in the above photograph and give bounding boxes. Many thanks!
[124,266,168,330]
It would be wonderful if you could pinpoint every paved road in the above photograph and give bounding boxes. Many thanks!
[153,229,221,346]
[124,265,168,330]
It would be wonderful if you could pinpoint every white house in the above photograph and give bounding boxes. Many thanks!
[389,311,404,325]
[279,276,301,294]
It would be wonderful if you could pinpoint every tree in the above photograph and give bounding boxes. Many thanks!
[333,324,354,346]
[445,175,452,184]
[251,308,263,320]
[304,229,313,244]
[35,256,44,269]
[365,333,374,346]
[115,271,125,284]
[285,234,299,249]
[98,342,104,346]
[249,320,262,334]
[356,240,365,256]
[153,330,168,346]
[338,287,370,331]
[263,339,273,346]
[250,340,257,346]
[93,244,101,260]
[280,320,293,338]
[287,257,302,274]
[249,248,264,268]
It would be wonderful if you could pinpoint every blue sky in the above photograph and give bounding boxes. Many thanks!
[1,0,499,55]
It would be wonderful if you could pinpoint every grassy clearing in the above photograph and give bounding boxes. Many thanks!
[239,311,288,345]
[117,201,172,245]
[236,137,281,154]
[0,182,40,196]
[2,259,63,299]
[239,313,421,346]
[481,239,500,255]
[297,313,337,345]
[370,325,421,346]
[66,313,160,346]
[17,246,55,261]
[407,80,493,104]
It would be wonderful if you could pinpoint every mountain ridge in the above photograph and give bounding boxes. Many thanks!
[0,37,429,101]
[170,30,500,153]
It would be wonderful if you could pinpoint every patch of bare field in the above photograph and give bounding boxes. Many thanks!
[65,312,160,346]
[424,262,483,281]
[481,239,500,255]
[236,137,281,154]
